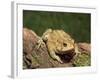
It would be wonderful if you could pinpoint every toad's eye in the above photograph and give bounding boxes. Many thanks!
[63,43,67,47]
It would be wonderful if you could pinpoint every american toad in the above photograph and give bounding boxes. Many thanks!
[40,29,80,63]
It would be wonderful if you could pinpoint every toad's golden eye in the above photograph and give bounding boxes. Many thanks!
[63,43,67,47]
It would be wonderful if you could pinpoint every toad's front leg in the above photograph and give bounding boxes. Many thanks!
[49,50,63,63]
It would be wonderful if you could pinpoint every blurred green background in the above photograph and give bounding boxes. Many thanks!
[23,10,91,43]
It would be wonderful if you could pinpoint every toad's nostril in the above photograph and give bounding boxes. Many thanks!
[63,43,67,47]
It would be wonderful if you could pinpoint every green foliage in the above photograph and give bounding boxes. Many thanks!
[23,10,90,43]
[73,53,91,66]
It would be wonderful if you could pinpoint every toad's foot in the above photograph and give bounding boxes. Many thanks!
[37,37,45,49]
[50,51,63,64]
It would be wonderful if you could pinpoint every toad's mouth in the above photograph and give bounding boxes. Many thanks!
[56,49,76,63]
[58,49,75,54]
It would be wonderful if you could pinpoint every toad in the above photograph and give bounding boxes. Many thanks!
[39,29,80,63]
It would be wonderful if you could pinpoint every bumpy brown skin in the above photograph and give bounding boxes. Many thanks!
[42,29,80,63]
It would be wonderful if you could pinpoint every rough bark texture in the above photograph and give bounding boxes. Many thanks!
[23,28,91,69]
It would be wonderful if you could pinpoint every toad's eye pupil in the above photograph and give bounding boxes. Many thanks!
[63,43,67,47]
